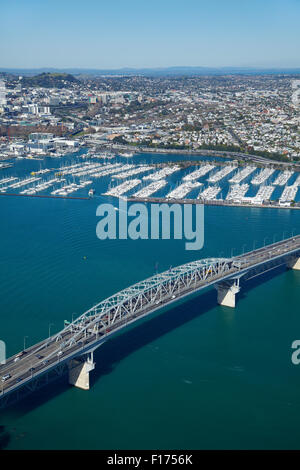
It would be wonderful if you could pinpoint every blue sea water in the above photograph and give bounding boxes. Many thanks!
[0,152,300,449]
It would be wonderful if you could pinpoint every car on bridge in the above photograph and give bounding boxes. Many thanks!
[14,351,27,362]
[1,374,11,382]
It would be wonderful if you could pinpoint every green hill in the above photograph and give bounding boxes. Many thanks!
[21,72,79,88]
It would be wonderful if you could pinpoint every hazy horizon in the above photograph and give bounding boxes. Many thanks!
[1,65,300,77]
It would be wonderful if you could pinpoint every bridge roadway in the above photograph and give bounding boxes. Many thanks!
[1,235,300,402]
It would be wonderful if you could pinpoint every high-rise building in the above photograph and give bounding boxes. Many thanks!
[0,80,7,106]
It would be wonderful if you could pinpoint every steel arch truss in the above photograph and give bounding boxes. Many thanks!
[47,258,231,354]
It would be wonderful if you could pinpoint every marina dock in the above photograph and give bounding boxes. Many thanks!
[0,192,90,200]
[126,195,300,210]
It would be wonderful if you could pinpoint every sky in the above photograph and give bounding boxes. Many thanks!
[1,0,300,69]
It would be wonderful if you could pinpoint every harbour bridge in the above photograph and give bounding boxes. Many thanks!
[1,235,300,408]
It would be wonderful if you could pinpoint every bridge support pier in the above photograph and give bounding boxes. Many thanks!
[216,279,240,308]
[288,257,300,270]
[68,352,95,390]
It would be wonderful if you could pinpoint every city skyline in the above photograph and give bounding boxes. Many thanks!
[1,0,300,69]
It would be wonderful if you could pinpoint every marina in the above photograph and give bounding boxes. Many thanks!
[165,181,202,199]
[88,164,127,178]
[294,174,300,186]
[0,192,89,200]
[132,179,167,198]
[0,162,13,170]
[273,170,294,186]
[0,153,300,206]
[228,166,256,184]
[251,168,275,185]
[143,165,181,181]
[250,185,275,204]
[8,176,41,189]
[279,185,299,206]
[183,164,215,181]
[226,183,249,202]
[198,185,222,200]
[0,176,18,185]
[51,180,93,196]
[20,177,64,194]
[112,164,154,179]
[207,165,237,183]
[119,152,134,158]
[104,179,142,197]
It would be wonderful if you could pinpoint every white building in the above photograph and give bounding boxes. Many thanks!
[0,80,7,106]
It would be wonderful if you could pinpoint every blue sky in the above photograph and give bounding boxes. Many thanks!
[1,0,300,69]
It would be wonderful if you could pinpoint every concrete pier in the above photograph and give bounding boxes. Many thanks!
[216,280,240,308]
[288,257,300,270]
[68,355,95,390]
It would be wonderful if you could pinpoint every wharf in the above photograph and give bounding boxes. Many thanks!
[126,196,300,210]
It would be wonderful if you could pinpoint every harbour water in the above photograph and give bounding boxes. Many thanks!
[1,152,300,449]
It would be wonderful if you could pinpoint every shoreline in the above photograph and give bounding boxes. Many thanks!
[107,143,300,169]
